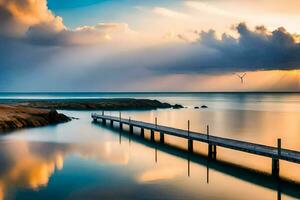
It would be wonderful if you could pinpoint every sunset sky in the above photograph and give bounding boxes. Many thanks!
[1,0,300,91]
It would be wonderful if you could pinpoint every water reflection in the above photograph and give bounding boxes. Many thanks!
[207,160,210,184]
[0,141,67,200]
[0,140,130,200]
[155,145,157,163]
[188,151,191,177]
[2,92,300,199]
[138,167,184,183]
[110,106,300,180]
[98,123,300,200]
[0,124,298,200]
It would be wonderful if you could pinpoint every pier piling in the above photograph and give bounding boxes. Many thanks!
[208,144,217,160]
[130,125,133,134]
[188,139,193,152]
[160,132,165,143]
[187,120,193,152]
[141,128,145,138]
[272,158,279,177]
[151,130,155,142]
[272,138,281,177]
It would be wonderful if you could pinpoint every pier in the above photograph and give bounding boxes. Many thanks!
[92,113,300,177]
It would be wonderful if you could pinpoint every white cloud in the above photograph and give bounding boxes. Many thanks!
[152,7,188,19]
[0,0,133,46]
[185,1,234,17]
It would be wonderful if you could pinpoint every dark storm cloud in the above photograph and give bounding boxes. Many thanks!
[160,23,300,74]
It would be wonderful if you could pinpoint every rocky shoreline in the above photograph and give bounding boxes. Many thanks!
[0,98,183,133]
[0,105,70,132]
[13,98,183,110]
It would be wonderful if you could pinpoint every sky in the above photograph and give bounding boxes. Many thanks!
[1,0,300,92]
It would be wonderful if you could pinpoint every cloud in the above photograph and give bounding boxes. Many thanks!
[185,1,234,17]
[0,0,131,46]
[0,0,65,37]
[153,23,300,74]
[1,0,300,91]
[152,7,188,19]
[0,0,137,90]
[27,22,130,46]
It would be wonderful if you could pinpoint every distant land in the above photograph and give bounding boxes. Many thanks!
[0,98,183,132]
[9,98,183,110]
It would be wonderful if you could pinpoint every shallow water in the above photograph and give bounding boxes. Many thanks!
[0,93,300,200]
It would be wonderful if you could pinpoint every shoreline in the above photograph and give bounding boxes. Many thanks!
[0,98,183,132]
[0,105,70,133]
[10,98,183,110]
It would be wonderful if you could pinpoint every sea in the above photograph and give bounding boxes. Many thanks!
[0,92,300,200]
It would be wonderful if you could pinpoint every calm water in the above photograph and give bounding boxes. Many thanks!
[1,92,300,200]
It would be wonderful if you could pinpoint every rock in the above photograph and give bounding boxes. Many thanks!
[0,105,71,133]
[173,104,184,109]
[201,105,208,108]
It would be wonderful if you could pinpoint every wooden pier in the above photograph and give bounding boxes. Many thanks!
[92,113,300,177]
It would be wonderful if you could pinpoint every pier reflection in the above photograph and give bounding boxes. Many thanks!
[155,145,157,163]
[188,151,191,177]
[207,160,210,184]
[97,122,300,200]
[277,181,281,200]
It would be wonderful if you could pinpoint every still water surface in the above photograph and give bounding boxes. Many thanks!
[0,93,300,200]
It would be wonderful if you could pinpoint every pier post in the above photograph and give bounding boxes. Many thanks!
[160,132,164,143]
[110,120,113,127]
[272,138,281,177]
[278,138,281,157]
[272,158,279,177]
[155,117,157,128]
[92,116,97,122]
[141,128,145,138]
[129,117,133,134]
[207,125,209,141]
[102,119,106,125]
[187,120,193,152]
[208,144,217,160]
[120,123,123,131]
[130,125,133,134]
[188,139,193,152]
[150,130,155,142]
[207,125,216,160]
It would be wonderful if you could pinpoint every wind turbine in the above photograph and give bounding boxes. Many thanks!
[234,73,247,84]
